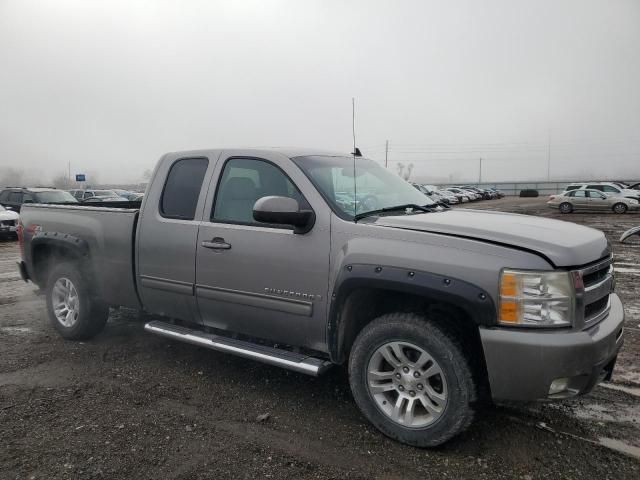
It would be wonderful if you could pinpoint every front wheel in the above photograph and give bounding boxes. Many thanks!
[612,203,627,214]
[46,262,109,340]
[348,313,477,447]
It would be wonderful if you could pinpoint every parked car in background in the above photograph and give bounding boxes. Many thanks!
[487,187,505,198]
[564,183,640,201]
[83,196,129,203]
[548,189,639,214]
[0,187,77,212]
[628,182,640,191]
[111,189,144,201]
[0,204,19,239]
[68,189,128,201]
[446,187,470,202]
[460,186,494,200]
[437,189,459,204]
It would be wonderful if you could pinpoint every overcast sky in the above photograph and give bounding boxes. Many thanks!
[1,0,639,185]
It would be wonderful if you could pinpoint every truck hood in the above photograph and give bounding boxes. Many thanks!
[369,209,609,267]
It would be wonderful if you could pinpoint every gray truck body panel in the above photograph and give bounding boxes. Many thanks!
[18,148,625,402]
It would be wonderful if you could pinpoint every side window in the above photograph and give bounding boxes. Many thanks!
[565,185,579,191]
[602,186,618,193]
[587,185,603,192]
[0,191,8,201]
[573,190,587,198]
[566,191,575,197]
[160,158,209,220]
[9,192,23,203]
[212,158,307,225]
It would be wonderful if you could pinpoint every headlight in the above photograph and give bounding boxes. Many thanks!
[498,269,575,327]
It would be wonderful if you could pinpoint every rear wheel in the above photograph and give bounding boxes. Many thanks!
[613,203,627,214]
[348,313,477,447]
[46,262,109,340]
[559,202,573,214]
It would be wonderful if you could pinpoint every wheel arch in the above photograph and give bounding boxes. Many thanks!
[30,233,91,287]
[327,265,496,365]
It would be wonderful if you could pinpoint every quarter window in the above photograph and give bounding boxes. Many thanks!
[212,158,307,225]
[160,158,209,220]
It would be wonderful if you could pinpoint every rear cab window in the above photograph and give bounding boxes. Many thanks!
[160,158,209,220]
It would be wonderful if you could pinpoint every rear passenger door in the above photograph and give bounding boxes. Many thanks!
[136,154,219,323]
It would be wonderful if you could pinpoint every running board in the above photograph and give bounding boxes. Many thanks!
[144,320,333,376]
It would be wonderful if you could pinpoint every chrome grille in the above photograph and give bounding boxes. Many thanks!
[576,256,613,328]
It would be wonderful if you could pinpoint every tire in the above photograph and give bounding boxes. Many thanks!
[559,202,573,214]
[45,262,109,340]
[613,203,627,214]
[348,313,477,447]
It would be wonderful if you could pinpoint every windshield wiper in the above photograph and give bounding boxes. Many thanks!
[354,203,438,222]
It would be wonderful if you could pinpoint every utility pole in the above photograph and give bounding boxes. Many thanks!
[385,140,389,168]
[479,157,483,184]
[547,129,551,181]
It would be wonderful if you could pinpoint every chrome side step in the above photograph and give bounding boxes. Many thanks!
[144,320,333,376]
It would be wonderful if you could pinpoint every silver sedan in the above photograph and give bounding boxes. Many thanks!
[548,189,640,214]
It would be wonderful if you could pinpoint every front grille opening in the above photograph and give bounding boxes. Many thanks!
[583,266,609,287]
[585,296,608,319]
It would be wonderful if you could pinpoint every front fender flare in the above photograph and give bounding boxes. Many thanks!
[327,263,496,362]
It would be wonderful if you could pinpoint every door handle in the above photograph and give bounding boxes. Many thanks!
[201,237,231,250]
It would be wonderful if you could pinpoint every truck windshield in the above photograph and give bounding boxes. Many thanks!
[33,191,78,203]
[292,155,435,219]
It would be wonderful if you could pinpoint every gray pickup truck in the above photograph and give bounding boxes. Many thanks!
[17,148,624,447]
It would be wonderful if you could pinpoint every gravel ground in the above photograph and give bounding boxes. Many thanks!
[1,197,639,479]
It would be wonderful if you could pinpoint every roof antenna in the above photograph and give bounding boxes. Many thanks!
[351,97,362,220]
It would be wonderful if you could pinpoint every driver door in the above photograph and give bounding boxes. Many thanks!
[195,151,331,351]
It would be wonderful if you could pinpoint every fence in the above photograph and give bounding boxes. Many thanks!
[437,180,640,197]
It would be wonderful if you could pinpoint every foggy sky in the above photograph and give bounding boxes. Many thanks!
[1,0,639,185]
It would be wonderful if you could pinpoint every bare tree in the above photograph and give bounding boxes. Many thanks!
[404,163,414,181]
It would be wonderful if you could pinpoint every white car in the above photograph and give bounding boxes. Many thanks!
[0,204,19,239]
[565,182,640,201]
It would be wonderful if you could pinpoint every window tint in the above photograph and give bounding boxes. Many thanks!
[212,158,307,225]
[161,158,209,220]
[565,185,579,191]
[573,190,587,198]
[0,191,9,201]
[602,185,619,193]
[587,185,604,192]
[8,192,23,203]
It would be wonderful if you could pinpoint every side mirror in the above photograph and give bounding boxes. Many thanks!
[253,196,315,234]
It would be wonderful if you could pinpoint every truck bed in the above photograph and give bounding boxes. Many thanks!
[20,203,142,309]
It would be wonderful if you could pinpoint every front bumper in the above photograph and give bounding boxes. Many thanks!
[480,293,625,401]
